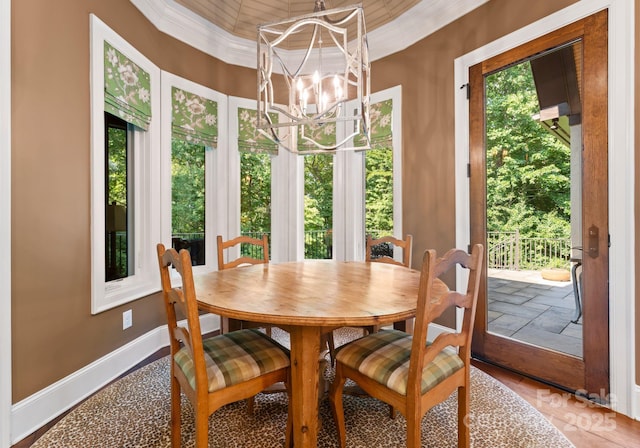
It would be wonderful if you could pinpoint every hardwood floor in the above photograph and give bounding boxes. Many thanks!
[11,353,640,447]
[471,359,640,448]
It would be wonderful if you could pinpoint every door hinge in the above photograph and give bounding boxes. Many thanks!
[460,83,470,99]
[467,163,471,178]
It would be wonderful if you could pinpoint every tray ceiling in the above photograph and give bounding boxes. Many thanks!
[174,0,421,44]
[131,0,491,68]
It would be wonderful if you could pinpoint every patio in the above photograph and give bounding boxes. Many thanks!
[487,268,583,357]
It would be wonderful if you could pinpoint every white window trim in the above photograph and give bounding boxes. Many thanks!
[0,0,11,445]
[90,15,162,314]
[160,71,227,273]
[454,0,636,417]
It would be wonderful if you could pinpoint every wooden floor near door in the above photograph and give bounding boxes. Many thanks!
[472,359,640,448]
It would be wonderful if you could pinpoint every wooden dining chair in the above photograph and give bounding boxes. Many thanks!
[326,234,414,365]
[216,234,270,334]
[366,233,414,332]
[156,243,292,448]
[366,233,413,268]
[217,234,269,270]
[329,244,483,448]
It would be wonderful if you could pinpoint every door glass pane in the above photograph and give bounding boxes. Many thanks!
[105,112,132,281]
[240,152,271,258]
[171,140,206,266]
[304,154,333,259]
[485,41,583,357]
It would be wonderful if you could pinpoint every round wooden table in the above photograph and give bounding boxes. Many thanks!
[194,260,445,448]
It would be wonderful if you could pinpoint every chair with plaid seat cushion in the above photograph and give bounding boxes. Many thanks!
[329,244,483,448]
[157,243,291,448]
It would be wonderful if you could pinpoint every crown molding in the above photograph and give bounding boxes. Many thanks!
[130,0,489,68]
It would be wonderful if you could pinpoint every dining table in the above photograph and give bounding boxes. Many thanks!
[193,259,447,448]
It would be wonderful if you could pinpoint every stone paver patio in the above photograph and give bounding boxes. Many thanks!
[487,268,583,357]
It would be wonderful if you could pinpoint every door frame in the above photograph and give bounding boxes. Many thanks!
[454,0,635,416]
[0,0,11,445]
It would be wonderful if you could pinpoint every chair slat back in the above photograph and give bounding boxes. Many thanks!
[217,234,269,270]
[408,244,483,396]
[366,234,413,268]
[157,243,207,390]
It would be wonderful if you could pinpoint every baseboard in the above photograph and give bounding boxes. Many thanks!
[10,314,219,445]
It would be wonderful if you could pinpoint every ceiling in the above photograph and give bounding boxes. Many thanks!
[131,0,490,68]
[174,0,422,44]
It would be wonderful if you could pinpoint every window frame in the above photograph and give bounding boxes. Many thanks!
[90,15,161,314]
[160,71,227,273]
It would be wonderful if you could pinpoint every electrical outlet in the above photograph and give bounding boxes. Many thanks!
[123,309,133,330]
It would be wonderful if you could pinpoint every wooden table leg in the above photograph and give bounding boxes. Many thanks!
[289,326,321,448]
[393,317,414,333]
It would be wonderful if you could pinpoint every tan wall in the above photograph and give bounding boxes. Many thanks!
[10,0,255,402]
[12,0,639,402]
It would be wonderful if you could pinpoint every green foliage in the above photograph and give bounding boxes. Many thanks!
[240,152,272,234]
[304,154,333,231]
[171,139,205,234]
[365,148,393,233]
[485,61,571,240]
[107,126,127,207]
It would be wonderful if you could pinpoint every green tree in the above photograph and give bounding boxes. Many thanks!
[304,154,333,231]
[240,152,271,234]
[365,148,393,234]
[485,61,571,239]
[171,139,205,234]
[107,125,127,207]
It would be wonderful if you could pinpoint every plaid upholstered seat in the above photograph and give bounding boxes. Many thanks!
[158,243,292,447]
[335,329,463,396]
[330,245,483,448]
[174,329,290,393]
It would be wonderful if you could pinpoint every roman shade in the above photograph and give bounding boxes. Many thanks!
[104,41,151,130]
[356,99,392,150]
[171,87,218,147]
[238,108,278,155]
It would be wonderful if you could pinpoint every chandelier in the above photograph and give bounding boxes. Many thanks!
[257,1,371,154]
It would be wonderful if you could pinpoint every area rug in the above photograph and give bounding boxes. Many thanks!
[32,328,574,447]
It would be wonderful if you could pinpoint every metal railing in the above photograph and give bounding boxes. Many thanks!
[167,230,570,270]
[487,230,571,270]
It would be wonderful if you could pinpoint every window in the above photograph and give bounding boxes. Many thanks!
[364,98,395,240]
[105,112,131,281]
[228,98,280,262]
[304,154,333,259]
[90,15,161,313]
[240,151,272,245]
[160,72,227,272]
[171,140,206,265]
[334,86,402,262]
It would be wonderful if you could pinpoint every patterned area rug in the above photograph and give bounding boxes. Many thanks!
[32,328,574,447]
